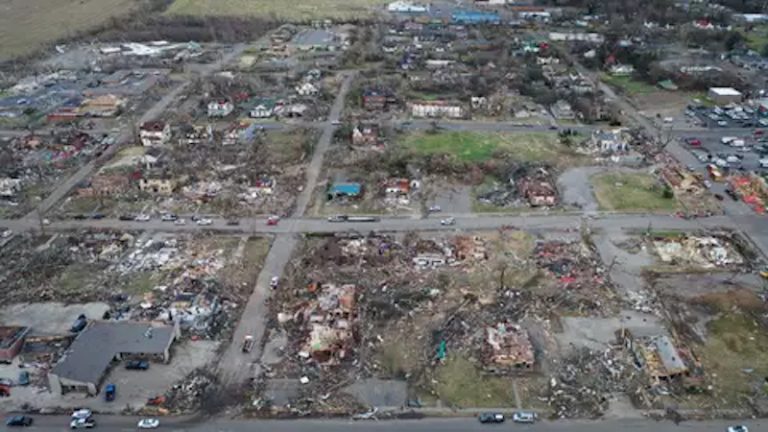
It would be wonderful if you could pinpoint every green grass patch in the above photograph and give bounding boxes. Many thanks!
[123,272,161,295]
[741,25,768,53]
[434,356,516,408]
[166,0,385,20]
[591,172,680,212]
[697,313,768,407]
[56,263,103,296]
[402,131,574,165]
[600,73,657,95]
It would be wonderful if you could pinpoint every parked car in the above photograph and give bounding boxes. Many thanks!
[266,215,280,225]
[134,214,151,222]
[104,383,116,402]
[428,205,442,212]
[196,218,213,226]
[714,193,724,201]
[440,217,455,226]
[137,419,160,429]
[17,371,29,386]
[70,418,96,429]
[5,416,33,427]
[174,219,186,226]
[90,213,105,220]
[327,215,348,222]
[119,214,134,221]
[727,426,748,432]
[270,276,279,289]
[1,229,12,238]
[512,411,537,424]
[725,189,739,201]
[226,219,240,226]
[478,412,504,423]
[160,213,177,222]
[71,409,92,420]
[70,314,87,333]
[0,378,13,386]
[126,359,150,370]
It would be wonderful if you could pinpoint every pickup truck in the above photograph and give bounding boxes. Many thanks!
[242,335,254,353]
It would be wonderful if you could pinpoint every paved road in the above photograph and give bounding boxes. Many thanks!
[293,72,355,216]
[216,234,297,386]
[5,415,762,432]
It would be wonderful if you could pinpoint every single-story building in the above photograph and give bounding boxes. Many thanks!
[328,182,363,200]
[48,321,178,396]
[0,327,30,363]
[708,87,742,105]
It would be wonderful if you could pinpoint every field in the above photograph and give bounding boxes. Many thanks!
[591,172,680,212]
[0,0,144,62]
[741,25,768,53]
[600,74,657,95]
[402,131,580,166]
[166,0,385,20]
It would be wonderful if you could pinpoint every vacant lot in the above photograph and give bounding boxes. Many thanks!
[600,74,657,95]
[591,172,679,212]
[0,0,144,61]
[402,131,580,166]
[741,25,768,53]
[166,0,384,20]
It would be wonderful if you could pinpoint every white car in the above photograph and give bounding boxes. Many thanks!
[512,411,537,424]
[70,418,96,429]
[1,229,12,238]
[137,418,160,429]
[270,276,279,289]
[71,409,92,420]
[174,219,186,226]
[196,218,213,226]
[134,214,151,222]
[727,426,748,432]
[440,217,455,226]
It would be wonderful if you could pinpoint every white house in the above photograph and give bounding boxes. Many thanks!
[0,178,22,198]
[248,100,275,118]
[295,82,319,96]
[409,101,463,118]
[207,100,234,118]
[387,1,428,13]
[609,64,635,76]
[139,121,171,147]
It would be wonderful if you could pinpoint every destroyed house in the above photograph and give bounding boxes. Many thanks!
[0,326,30,362]
[78,174,131,197]
[301,284,357,365]
[454,235,487,261]
[48,321,178,395]
[634,335,689,381]
[519,178,556,207]
[352,124,380,146]
[486,323,534,369]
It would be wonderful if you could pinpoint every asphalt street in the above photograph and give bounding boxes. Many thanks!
[0,415,762,432]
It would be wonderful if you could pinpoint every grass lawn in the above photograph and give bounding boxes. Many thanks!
[741,25,768,53]
[402,131,578,165]
[433,356,516,408]
[0,0,141,61]
[696,313,768,408]
[166,0,385,20]
[600,74,657,95]
[591,172,679,212]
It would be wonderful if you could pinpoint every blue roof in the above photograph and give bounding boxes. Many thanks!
[452,10,500,23]
[330,182,362,196]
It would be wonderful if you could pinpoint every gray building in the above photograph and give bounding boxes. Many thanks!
[48,321,178,396]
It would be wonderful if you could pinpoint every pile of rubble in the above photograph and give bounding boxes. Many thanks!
[543,347,634,418]
[163,368,219,414]
[652,234,745,269]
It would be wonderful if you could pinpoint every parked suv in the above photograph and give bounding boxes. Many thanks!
[125,360,150,370]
